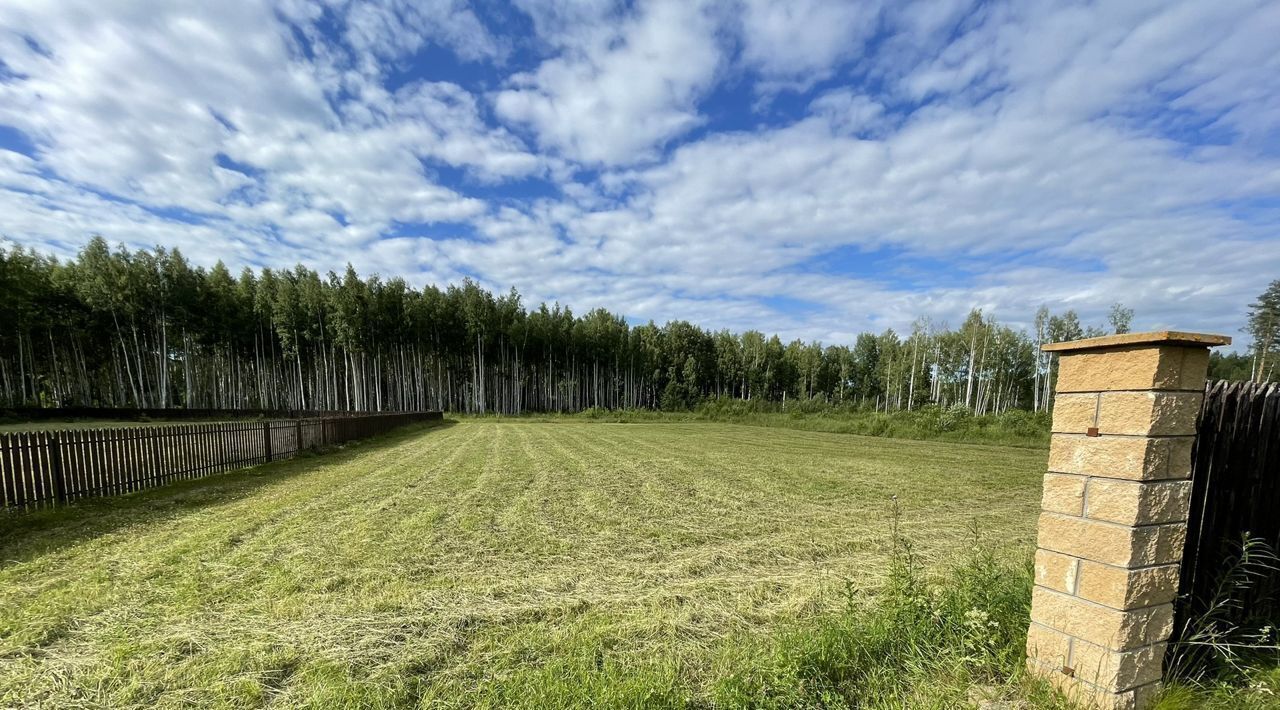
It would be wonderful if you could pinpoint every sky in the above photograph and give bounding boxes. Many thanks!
[1,0,1278,346]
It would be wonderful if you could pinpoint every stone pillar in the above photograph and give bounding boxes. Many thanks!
[1026,331,1230,710]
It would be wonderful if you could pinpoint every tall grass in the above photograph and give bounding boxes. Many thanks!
[1167,535,1280,682]
[553,397,1051,448]
[702,520,1278,709]
[709,530,1056,708]
[1161,535,1280,709]
[451,513,1062,708]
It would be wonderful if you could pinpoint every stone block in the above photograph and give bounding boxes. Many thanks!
[1043,473,1087,516]
[1085,479,1191,525]
[1053,393,1099,433]
[1035,549,1080,595]
[1177,348,1210,390]
[1075,561,1180,610]
[1097,392,1202,436]
[1035,667,1162,710]
[1068,637,1166,692]
[1047,435,1191,481]
[1031,587,1174,649]
[1038,513,1185,567]
[1055,345,1211,394]
[1026,620,1072,669]
[1167,437,1194,478]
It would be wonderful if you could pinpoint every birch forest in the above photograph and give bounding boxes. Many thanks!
[1,238,1110,414]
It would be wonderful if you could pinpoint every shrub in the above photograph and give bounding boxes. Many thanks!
[936,404,972,432]
[993,409,1050,438]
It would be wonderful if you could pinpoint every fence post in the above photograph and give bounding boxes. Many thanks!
[1026,331,1230,709]
[295,419,303,455]
[47,432,67,504]
[263,421,273,462]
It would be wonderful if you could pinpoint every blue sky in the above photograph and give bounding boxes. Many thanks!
[1,1,1278,345]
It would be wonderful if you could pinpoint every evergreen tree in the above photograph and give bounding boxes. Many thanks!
[1246,280,1280,382]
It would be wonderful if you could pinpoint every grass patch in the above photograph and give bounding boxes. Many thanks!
[490,398,1051,449]
[1156,671,1280,710]
[1,420,1043,707]
[706,524,1056,709]
[1,419,1268,707]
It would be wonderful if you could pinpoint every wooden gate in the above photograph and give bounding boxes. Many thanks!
[1175,380,1280,636]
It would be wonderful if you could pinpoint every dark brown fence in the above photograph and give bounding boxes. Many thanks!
[1,412,442,510]
[1176,380,1280,632]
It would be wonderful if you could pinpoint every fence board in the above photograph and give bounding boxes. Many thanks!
[1176,380,1280,636]
[14,433,29,506]
[122,429,134,493]
[0,412,440,510]
[111,427,121,493]
[19,433,33,506]
[5,435,17,507]
[183,424,194,482]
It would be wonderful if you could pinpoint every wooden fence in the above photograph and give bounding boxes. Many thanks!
[1,411,441,510]
[1176,379,1280,631]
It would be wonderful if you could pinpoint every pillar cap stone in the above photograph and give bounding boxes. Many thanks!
[1042,331,1231,354]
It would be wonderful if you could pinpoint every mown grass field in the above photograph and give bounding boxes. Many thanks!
[0,420,1048,707]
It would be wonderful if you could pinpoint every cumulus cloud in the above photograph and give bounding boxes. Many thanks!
[339,0,506,67]
[493,0,723,164]
[736,0,882,90]
[1,0,1278,345]
[0,0,539,257]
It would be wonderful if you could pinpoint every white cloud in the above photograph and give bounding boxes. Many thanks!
[0,1,328,209]
[469,0,1280,338]
[0,0,540,256]
[736,0,882,90]
[1,0,1278,346]
[493,0,723,164]
[339,0,505,67]
[808,90,886,136]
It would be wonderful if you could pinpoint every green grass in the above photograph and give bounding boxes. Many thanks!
[1156,671,1280,710]
[1,420,1046,707]
[496,399,1052,449]
[0,399,1050,447]
[693,398,1051,449]
[1,419,1270,708]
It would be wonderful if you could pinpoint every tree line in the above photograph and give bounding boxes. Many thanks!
[2,238,1133,414]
